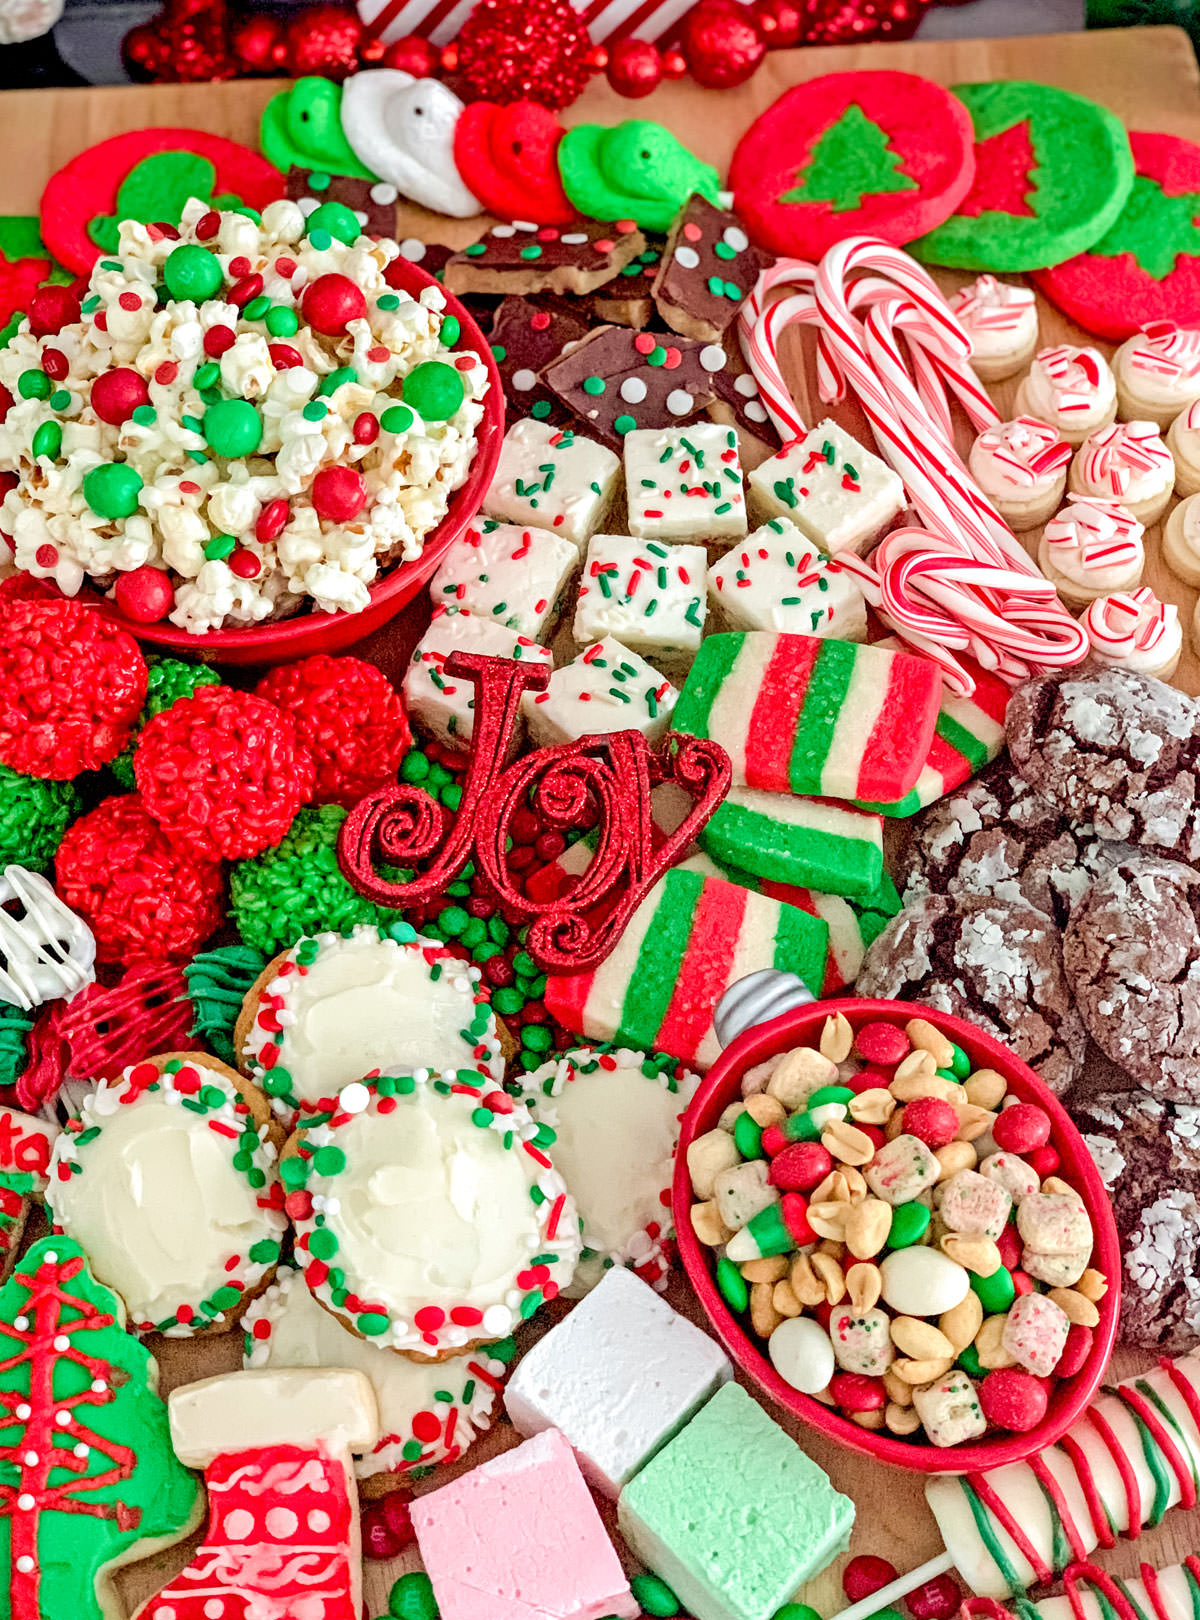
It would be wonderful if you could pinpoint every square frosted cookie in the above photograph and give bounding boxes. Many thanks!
[504,1266,731,1498]
[484,418,621,552]
[625,423,747,543]
[708,519,869,640]
[404,606,553,749]
[574,534,708,661]
[522,636,677,747]
[748,419,905,555]
[429,518,578,641]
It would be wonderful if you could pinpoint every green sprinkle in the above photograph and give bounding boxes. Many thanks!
[312,1144,346,1177]
[302,400,327,422]
[614,414,637,435]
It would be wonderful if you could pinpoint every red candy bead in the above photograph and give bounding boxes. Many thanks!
[759,1123,787,1157]
[301,273,367,335]
[993,1102,1051,1155]
[902,1095,959,1149]
[28,285,81,337]
[311,465,366,523]
[853,1020,910,1066]
[229,548,262,580]
[842,1553,896,1600]
[906,1574,962,1620]
[979,1367,1049,1432]
[92,367,152,425]
[768,1141,833,1192]
[204,324,237,357]
[352,411,379,445]
[114,565,175,623]
[996,1223,1022,1271]
[1025,1143,1060,1178]
[1056,1322,1094,1379]
[41,348,68,382]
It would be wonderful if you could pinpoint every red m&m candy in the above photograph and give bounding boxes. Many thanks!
[92,367,151,425]
[301,273,367,335]
[842,1552,897,1600]
[901,1095,959,1149]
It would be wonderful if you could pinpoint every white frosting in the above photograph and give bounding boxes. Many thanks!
[521,636,678,748]
[747,419,904,555]
[429,518,577,640]
[1019,346,1116,433]
[948,276,1038,366]
[1180,491,1200,560]
[404,606,554,748]
[969,417,1071,500]
[574,534,707,660]
[484,419,620,551]
[1041,497,1144,591]
[1083,587,1182,674]
[1117,321,1200,411]
[1072,420,1175,506]
[707,519,868,640]
[0,864,95,1009]
[626,422,748,543]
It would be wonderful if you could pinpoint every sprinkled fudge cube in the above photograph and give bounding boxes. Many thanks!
[521,636,677,747]
[748,419,905,556]
[412,1427,639,1620]
[708,519,868,640]
[404,606,553,749]
[429,518,578,641]
[504,1266,731,1498]
[617,1381,854,1620]
[625,423,747,543]
[484,418,621,553]
[574,534,708,661]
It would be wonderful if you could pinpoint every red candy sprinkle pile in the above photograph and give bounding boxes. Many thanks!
[133,684,314,862]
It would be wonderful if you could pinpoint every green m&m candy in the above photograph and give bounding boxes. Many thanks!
[971,1263,1017,1314]
[83,461,143,520]
[887,1200,931,1249]
[203,397,263,458]
[631,1573,681,1617]
[163,242,223,303]
[388,1571,438,1620]
[401,359,465,421]
[305,200,362,245]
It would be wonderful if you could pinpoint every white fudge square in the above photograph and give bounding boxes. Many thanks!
[625,423,747,542]
[484,418,621,552]
[429,518,578,641]
[748,418,905,555]
[522,636,677,747]
[708,519,869,639]
[503,1265,731,1497]
[404,606,553,749]
[574,534,708,660]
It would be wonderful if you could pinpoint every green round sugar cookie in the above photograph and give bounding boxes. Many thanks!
[912,80,1134,272]
[558,120,720,234]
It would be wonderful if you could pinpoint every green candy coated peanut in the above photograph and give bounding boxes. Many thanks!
[887,1200,931,1248]
[83,461,143,520]
[957,1342,984,1378]
[949,1042,971,1078]
[971,1263,1016,1314]
[806,1084,855,1109]
[631,1573,681,1616]
[305,200,362,244]
[402,360,465,422]
[32,421,62,460]
[935,1068,961,1085]
[164,242,223,302]
[203,397,262,458]
[733,1109,764,1160]
[715,1254,748,1313]
[389,1571,439,1620]
[782,1109,820,1143]
[318,365,357,397]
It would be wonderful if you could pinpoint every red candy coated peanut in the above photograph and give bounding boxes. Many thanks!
[229,548,261,580]
[856,1123,885,1151]
[768,1141,833,1192]
[1056,1322,1094,1379]
[996,1224,1022,1271]
[992,1102,1051,1154]
[353,411,379,445]
[780,1192,814,1247]
[301,272,367,335]
[204,324,236,357]
[269,343,303,369]
[1026,1143,1060,1178]
[906,1575,962,1620]
[114,565,175,623]
[311,465,366,523]
[1011,1269,1035,1296]
[853,1021,911,1066]
[979,1367,1049,1432]
[842,1553,897,1600]
[91,367,151,425]
[760,1123,787,1157]
[830,1375,887,1417]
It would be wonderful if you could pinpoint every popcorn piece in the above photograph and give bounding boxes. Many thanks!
[521,636,677,747]
[707,518,869,639]
[748,419,905,555]
[866,1135,941,1206]
[574,534,708,661]
[484,418,621,552]
[1017,1192,1093,1256]
[624,422,747,543]
[829,1305,895,1376]
[979,1152,1040,1202]
[1002,1290,1070,1376]
[404,606,553,749]
[429,518,578,640]
[504,1266,731,1498]
[913,1369,987,1448]
[713,1159,777,1231]
[939,1170,1012,1240]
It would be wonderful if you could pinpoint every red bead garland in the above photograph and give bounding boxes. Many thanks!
[604,37,663,97]
[678,0,764,87]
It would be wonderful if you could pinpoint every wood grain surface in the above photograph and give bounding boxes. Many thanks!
[1,24,1198,1617]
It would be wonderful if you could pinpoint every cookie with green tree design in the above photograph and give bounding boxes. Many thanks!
[728,71,976,259]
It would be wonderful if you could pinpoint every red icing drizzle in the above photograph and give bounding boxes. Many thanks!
[1062,1563,1139,1620]
[969,1473,1054,1585]
[1085,1404,1142,1539]
[1058,1432,1116,1550]
[1030,1454,1090,1563]
[1119,1382,1196,1509]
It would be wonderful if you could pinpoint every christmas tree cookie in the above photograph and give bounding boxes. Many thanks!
[1035,131,1200,339]
[0,1236,203,1620]
[912,81,1134,272]
[728,71,976,258]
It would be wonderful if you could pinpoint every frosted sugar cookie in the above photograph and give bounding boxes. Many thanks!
[1036,497,1145,609]
[1014,345,1117,445]
[947,276,1038,381]
[1114,321,1200,429]
[1083,588,1183,681]
[1164,491,1200,586]
[1167,399,1200,497]
[1068,420,1174,524]
[46,1052,286,1335]
[285,1070,580,1357]
[968,417,1071,530]
[236,922,503,1123]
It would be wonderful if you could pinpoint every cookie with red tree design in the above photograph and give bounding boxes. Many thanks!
[1034,130,1200,340]
[728,71,976,258]
[912,81,1134,271]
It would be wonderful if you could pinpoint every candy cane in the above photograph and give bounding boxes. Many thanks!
[742,289,819,441]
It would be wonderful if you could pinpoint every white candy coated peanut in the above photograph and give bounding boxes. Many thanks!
[768,1315,836,1394]
[879,1246,971,1317]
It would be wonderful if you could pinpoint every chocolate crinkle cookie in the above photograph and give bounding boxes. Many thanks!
[855,893,1086,1094]
[1007,667,1200,863]
[1064,853,1200,1103]
[1075,1089,1200,1353]
[898,757,1119,928]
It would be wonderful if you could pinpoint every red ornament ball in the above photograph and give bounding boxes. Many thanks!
[285,3,364,77]
[114,566,176,624]
[449,0,599,110]
[55,794,225,966]
[254,654,411,809]
[91,367,152,426]
[311,465,367,523]
[302,272,367,335]
[800,0,929,44]
[28,285,81,337]
[605,37,662,97]
[133,684,314,862]
[751,0,804,46]
[0,597,147,780]
[678,0,764,88]
[382,33,440,74]
[231,11,287,72]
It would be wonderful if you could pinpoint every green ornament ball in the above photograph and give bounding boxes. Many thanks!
[0,764,81,873]
[388,1572,439,1620]
[401,360,465,422]
[163,242,224,303]
[83,461,143,520]
[305,201,362,245]
[203,397,263,459]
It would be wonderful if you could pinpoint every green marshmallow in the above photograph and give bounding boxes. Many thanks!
[83,461,143,520]
[260,77,378,181]
[558,120,721,233]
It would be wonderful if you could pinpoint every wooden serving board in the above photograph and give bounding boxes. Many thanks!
[1,23,1198,1618]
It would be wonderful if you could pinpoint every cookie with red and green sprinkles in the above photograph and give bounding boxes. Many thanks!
[284,1071,581,1357]
[45,1051,286,1336]
[234,921,504,1126]
[242,1264,514,1481]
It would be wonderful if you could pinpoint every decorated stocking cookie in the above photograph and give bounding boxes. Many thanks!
[0,1236,203,1620]
[0,1106,58,1278]
[135,1367,378,1620]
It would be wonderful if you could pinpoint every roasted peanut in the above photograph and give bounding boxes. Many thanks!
[1076,1268,1109,1302]
[906,1017,956,1069]
[883,1367,915,1406]
[816,1239,846,1261]
[885,1400,922,1435]
[934,1140,978,1181]
[1041,1176,1076,1199]
[891,1317,955,1361]
[894,1355,955,1385]
[820,1012,854,1064]
[939,1291,984,1354]
[822,1118,875,1167]
[744,1093,787,1128]
[772,1279,802,1318]
[690,1200,733,1246]
[790,1253,827,1308]
[885,1108,906,1141]
[845,1198,892,1260]
[807,1202,850,1241]
[893,1048,937,1084]
[811,1250,846,1305]
[891,1069,962,1104]
[841,1166,869,1204]
[964,1069,1006,1109]
[849,1088,896,1127]
[740,1255,789,1284]
[846,1261,882,1314]
[852,1408,886,1431]
[953,1102,996,1142]
[975,1314,1017,1369]
[810,1170,852,1206]
[1048,1287,1101,1327]
[941,1233,1002,1275]
[750,1281,783,1338]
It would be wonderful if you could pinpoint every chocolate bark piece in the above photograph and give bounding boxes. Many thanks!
[489,295,591,429]
[444,218,647,297]
[286,168,397,238]
[705,350,781,461]
[653,194,775,341]
[541,325,722,452]
[590,241,663,327]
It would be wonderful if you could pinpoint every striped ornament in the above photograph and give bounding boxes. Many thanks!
[356,0,717,47]
[697,787,885,900]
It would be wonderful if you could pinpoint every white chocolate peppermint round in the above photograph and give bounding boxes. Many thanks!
[286,1071,580,1355]
[47,1056,286,1334]
[1016,345,1116,438]
[1040,497,1145,593]
[948,276,1038,370]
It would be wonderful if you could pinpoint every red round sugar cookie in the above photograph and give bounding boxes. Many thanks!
[453,101,574,226]
[728,70,976,258]
[1034,131,1200,340]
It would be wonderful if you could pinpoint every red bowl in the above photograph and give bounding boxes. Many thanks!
[672,996,1121,1474]
[80,257,503,667]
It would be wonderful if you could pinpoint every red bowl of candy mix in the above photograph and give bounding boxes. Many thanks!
[672,997,1120,1473]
